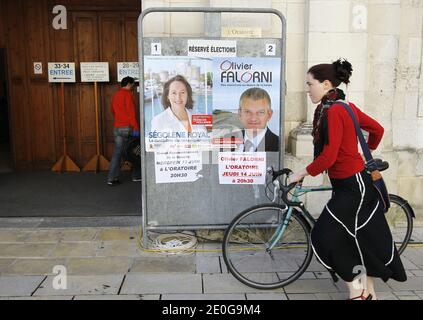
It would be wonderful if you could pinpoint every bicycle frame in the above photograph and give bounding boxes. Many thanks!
[267,184,333,250]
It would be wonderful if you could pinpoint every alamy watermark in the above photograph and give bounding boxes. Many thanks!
[352,265,368,290]
[52,5,67,30]
[52,265,67,290]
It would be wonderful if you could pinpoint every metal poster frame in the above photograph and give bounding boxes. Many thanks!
[138,7,287,247]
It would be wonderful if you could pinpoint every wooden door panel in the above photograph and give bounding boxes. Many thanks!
[0,2,6,48]
[3,0,31,167]
[8,83,28,165]
[102,84,116,143]
[98,12,140,160]
[62,85,81,165]
[48,6,80,165]
[99,13,124,83]
[3,2,141,169]
[73,12,99,163]
[124,13,139,61]
[123,13,141,147]
[24,0,56,166]
[124,13,141,121]
[99,13,125,158]
[28,83,55,163]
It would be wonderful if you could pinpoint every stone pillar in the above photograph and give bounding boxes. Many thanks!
[204,13,221,37]
[390,0,423,151]
[290,0,368,158]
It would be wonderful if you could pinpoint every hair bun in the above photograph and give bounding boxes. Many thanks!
[332,58,353,85]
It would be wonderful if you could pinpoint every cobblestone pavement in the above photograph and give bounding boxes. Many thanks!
[0,226,423,300]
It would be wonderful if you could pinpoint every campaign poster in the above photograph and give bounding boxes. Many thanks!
[154,149,203,184]
[211,57,281,153]
[218,152,267,185]
[144,56,213,152]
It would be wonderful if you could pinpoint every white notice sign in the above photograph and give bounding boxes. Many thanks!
[187,39,237,58]
[48,63,76,83]
[219,152,266,185]
[266,43,276,56]
[34,62,43,75]
[155,150,203,184]
[80,62,109,82]
[117,62,140,82]
[151,43,162,55]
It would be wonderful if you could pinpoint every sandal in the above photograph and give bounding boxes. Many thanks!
[349,290,373,300]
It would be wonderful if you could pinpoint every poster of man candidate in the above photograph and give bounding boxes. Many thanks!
[211,57,281,153]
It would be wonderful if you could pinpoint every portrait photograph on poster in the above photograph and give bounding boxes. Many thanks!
[211,57,281,152]
[144,56,213,152]
[143,56,213,183]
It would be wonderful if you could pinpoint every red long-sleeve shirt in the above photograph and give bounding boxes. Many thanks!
[111,88,139,131]
[306,102,384,179]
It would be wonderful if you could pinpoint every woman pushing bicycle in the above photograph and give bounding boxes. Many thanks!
[288,59,407,300]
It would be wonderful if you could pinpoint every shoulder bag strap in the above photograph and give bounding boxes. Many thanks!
[336,100,377,170]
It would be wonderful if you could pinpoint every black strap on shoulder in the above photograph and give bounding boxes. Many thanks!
[336,100,377,170]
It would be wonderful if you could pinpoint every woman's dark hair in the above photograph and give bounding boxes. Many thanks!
[308,58,353,87]
[161,75,194,109]
[121,76,135,87]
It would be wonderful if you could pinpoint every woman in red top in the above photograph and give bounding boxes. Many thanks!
[289,59,406,300]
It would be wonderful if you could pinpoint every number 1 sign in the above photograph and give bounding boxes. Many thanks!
[151,43,162,55]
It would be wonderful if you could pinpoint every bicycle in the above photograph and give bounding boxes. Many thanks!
[222,160,415,290]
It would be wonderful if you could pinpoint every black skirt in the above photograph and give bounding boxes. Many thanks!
[310,170,407,283]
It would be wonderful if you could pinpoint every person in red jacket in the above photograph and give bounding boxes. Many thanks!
[288,59,406,300]
[107,76,140,186]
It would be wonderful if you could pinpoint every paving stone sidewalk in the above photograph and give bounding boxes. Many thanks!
[1,226,423,300]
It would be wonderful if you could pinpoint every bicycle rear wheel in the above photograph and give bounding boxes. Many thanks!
[385,194,414,255]
[222,204,313,290]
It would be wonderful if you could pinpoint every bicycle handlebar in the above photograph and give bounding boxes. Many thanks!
[267,167,303,207]
[267,159,390,207]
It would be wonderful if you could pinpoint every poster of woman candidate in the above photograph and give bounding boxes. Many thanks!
[144,56,213,184]
[144,56,213,152]
[211,57,281,152]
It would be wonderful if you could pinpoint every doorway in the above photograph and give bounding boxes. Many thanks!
[0,48,12,173]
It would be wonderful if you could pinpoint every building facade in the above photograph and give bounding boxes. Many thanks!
[141,0,423,222]
[1,0,422,222]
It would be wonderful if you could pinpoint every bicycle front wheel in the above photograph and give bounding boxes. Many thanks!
[385,194,414,255]
[222,204,313,290]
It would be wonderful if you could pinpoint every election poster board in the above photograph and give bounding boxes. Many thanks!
[139,9,286,236]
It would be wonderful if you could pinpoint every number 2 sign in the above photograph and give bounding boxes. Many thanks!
[265,44,276,56]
